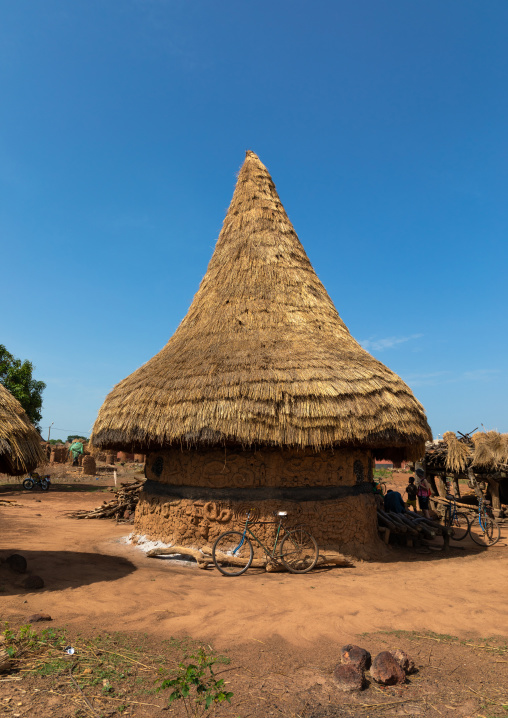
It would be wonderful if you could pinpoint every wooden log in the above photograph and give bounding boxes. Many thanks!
[430,495,477,512]
[377,510,397,532]
[389,514,419,537]
[266,552,352,571]
[385,511,415,534]
[398,514,435,539]
[485,477,502,514]
[146,546,212,568]
[146,545,266,569]
[378,509,406,533]
[316,552,352,567]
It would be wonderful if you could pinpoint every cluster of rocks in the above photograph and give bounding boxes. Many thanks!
[3,554,45,590]
[333,644,415,692]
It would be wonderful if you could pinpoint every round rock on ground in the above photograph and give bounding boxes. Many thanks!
[333,663,365,692]
[22,575,45,590]
[6,554,27,573]
[391,649,416,674]
[340,644,371,670]
[370,651,406,685]
[27,613,52,623]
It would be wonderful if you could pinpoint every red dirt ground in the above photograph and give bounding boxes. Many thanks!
[1,475,508,717]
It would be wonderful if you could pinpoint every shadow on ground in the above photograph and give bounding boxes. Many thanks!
[0,549,136,595]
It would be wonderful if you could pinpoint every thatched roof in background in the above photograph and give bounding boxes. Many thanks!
[92,151,431,459]
[0,383,44,475]
[427,430,508,474]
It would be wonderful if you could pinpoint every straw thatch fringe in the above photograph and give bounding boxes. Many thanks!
[0,384,44,475]
[472,431,508,468]
[91,151,431,459]
[442,431,471,473]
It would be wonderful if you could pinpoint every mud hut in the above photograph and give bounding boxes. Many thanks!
[0,384,44,475]
[91,151,431,559]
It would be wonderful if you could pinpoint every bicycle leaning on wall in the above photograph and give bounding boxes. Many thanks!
[212,509,319,576]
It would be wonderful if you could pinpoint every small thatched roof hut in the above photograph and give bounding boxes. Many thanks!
[0,383,44,475]
[91,151,431,559]
[425,430,508,516]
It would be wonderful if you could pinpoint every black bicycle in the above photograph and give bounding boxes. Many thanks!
[22,472,51,491]
[212,510,319,576]
[442,495,470,541]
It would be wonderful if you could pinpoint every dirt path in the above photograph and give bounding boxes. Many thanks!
[1,488,508,647]
[2,487,508,718]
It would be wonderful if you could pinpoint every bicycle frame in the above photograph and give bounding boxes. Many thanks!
[232,515,287,561]
[477,498,488,532]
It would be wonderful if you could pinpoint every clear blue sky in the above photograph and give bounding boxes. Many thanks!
[1,1,507,441]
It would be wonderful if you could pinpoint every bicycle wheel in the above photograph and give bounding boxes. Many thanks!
[280,528,319,574]
[469,515,501,547]
[22,478,34,490]
[448,511,470,541]
[212,531,253,576]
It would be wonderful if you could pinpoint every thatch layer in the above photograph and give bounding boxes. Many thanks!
[0,384,44,475]
[91,151,431,458]
[443,431,470,473]
[472,431,508,468]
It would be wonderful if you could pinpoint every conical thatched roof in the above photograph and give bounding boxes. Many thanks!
[0,383,44,475]
[92,151,431,459]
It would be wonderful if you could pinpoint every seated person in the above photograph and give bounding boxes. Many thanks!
[383,489,406,514]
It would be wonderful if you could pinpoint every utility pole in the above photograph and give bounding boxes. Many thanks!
[47,422,54,442]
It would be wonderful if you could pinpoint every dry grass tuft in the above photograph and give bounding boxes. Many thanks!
[0,383,44,475]
[443,431,471,473]
[91,151,431,458]
[472,431,508,468]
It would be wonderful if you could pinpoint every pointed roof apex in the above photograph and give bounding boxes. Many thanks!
[91,152,431,457]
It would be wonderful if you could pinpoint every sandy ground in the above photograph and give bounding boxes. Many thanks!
[2,480,508,718]
[1,484,508,647]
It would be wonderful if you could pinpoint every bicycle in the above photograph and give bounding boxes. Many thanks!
[469,496,501,547]
[442,495,470,541]
[22,472,51,491]
[212,510,319,577]
[466,468,501,547]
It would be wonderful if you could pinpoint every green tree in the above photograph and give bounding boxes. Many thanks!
[0,345,46,430]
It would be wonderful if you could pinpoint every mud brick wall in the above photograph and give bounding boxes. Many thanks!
[144,447,373,488]
[134,492,380,560]
[134,447,382,560]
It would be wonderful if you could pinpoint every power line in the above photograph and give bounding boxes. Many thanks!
[47,426,90,436]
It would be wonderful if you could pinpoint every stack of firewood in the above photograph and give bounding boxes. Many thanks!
[377,508,452,547]
[68,479,144,521]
